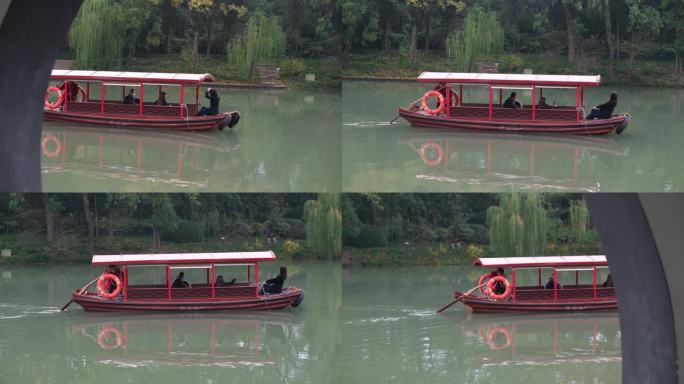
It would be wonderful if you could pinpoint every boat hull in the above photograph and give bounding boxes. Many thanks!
[398,108,629,136]
[456,291,618,313]
[72,287,304,312]
[44,110,240,131]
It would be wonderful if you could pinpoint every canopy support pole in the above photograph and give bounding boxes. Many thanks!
[255,262,259,297]
[86,82,90,102]
[488,86,493,120]
[575,86,580,121]
[512,269,516,302]
[179,84,185,117]
[123,266,128,302]
[459,85,462,106]
[166,266,171,300]
[532,85,536,121]
[211,264,215,298]
[553,268,558,301]
[139,82,144,116]
[100,82,105,113]
[593,266,597,301]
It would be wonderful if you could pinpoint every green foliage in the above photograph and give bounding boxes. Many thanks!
[280,59,307,78]
[445,7,504,71]
[280,239,306,259]
[348,225,386,248]
[304,193,342,257]
[167,220,204,242]
[498,54,524,72]
[464,244,485,261]
[487,193,548,257]
[228,14,286,80]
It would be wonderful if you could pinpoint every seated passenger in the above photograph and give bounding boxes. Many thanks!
[537,96,550,109]
[172,271,190,288]
[545,276,562,289]
[215,275,236,287]
[104,264,123,293]
[123,89,140,104]
[261,266,287,294]
[154,91,168,106]
[502,92,522,109]
[603,274,614,288]
[196,88,220,116]
[586,92,618,119]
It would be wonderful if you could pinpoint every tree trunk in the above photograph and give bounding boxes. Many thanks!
[43,194,54,242]
[424,19,430,53]
[562,1,576,64]
[191,29,199,68]
[82,194,95,253]
[383,17,390,51]
[205,19,212,57]
[602,0,615,76]
[166,22,173,55]
[409,23,417,69]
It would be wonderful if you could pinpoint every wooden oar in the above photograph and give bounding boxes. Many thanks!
[436,283,486,313]
[61,275,101,311]
[390,96,425,124]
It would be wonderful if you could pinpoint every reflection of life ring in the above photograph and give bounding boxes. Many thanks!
[419,142,443,166]
[486,326,511,350]
[44,86,64,109]
[478,273,490,295]
[421,90,446,115]
[486,276,511,300]
[97,325,123,350]
[96,273,122,299]
[41,135,62,158]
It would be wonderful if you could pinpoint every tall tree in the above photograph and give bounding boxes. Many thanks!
[304,193,342,258]
[486,193,548,257]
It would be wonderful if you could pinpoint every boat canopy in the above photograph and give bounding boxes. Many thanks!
[51,70,216,85]
[418,72,601,87]
[92,251,276,266]
[474,255,608,268]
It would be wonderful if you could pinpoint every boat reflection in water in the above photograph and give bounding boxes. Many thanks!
[70,312,301,368]
[41,124,238,189]
[459,312,621,367]
[400,129,629,192]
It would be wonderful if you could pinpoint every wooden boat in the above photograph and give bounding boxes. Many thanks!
[398,72,630,135]
[44,70,240,131]
[455,255,617,313]
[70,251,304,312]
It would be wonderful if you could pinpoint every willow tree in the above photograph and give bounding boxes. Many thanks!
[445,7,503,71]
[569,199,591,243]
[304,193,342,258]
[486,194,548,257]
[228,14,286,80]
[69,0,123,69]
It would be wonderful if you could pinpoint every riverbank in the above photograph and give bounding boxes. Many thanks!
[58,53,341,90]
[343,50,684,88]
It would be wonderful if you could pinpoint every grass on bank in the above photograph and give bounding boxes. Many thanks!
[343,50,683,87]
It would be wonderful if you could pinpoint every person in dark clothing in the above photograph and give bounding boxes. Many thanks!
[123,89,140,104]
[545,276,562,290]
[261,266,287,294]
[215,275,236,287]
[172,271,190,288]
[603,274,614,288]
[154,91,168,106]
[196,88,220,116]
[104,264,123,293]
[502,92,522,109]
[586,92,618,119]
[537,96,550,109]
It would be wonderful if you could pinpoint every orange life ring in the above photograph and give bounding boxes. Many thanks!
[44,86,64,109]
[41,135,62,158]
[421,90,446,115]
[486,275,511,300]
[96,273,122,299]
[97,325,123,349]
[486,326,512,350]
[419,142,443,166]
[478,273,490,295]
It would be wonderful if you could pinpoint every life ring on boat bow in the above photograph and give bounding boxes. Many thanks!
[96,273,122,299]
[486,276,511,300]
[97,325,123,350]
[41,135,62,158]
[44,86,64,109]
[486,326,512,350]
[419,142,443,166]
[421,90,446,115]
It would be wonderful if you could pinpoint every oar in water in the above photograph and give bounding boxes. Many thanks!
[389,96,425,124]
[436,283,486,314]
[61,275,101,311]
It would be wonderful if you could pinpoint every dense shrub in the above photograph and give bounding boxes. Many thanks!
[250,222,265,236]
[224,220,251,238]
[280,59,306,78]
[166,220,204,243]
[280,218,305,239]
[467,224,488,244]
[123,221,153,236]
[279,239,307,259]
[464,244,485,261]
[348,225,386,248]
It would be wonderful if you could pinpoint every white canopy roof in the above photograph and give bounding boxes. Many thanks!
[418,72,601,87]
[92,251,276,266]
[474,255,608,268]
[51,70,216,84]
